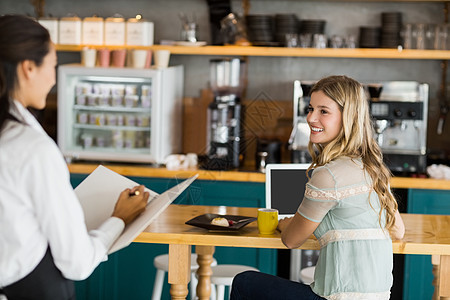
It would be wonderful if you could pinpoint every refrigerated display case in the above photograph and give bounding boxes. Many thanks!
[57,64,183,164]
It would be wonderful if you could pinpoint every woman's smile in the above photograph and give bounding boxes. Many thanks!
[310,126,324,133]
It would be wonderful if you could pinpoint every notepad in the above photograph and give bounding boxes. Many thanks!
[74,165,198,253]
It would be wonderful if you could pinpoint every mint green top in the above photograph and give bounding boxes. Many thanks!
[297,157,393,300]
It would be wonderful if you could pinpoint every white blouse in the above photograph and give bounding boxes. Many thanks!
[0,100,124,288]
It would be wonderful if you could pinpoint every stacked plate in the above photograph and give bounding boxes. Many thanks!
[359,27,381,48]
[299,20,326,35]
[246,15,277,46]
[274,14,300,45]
[381,12,402,48]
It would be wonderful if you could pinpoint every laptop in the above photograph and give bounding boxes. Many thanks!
[74,165,198,253]
[265,163,310,219]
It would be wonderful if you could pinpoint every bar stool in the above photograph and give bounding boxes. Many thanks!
[151,253,217,300]
[209,264,259,300]
[299,266,316,285]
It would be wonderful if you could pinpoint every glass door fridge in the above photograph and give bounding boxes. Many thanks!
[57,64,184,164]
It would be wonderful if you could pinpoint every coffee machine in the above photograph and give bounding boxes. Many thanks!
[204,58,246,170]
[289,80,315,163]
[368,81,429,174]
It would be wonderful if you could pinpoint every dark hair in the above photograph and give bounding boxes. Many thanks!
[0,15,51,133]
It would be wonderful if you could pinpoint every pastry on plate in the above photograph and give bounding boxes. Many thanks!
[211,217,229,227]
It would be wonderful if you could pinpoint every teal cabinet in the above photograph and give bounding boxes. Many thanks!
[403,189,450,300]
[70,174,277,300]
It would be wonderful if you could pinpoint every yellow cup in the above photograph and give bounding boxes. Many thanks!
[257,208,278,235]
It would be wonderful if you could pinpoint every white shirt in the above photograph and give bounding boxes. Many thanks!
[0,100,125,287]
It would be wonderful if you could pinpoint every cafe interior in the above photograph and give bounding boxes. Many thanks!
[1,0,450,299]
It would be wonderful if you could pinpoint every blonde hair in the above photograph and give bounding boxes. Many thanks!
[307,75,397,231]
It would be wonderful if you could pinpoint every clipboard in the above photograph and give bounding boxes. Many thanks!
[74,165,198,253]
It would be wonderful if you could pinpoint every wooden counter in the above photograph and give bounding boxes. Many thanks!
[68,163,450,190]
[135,205,450,299]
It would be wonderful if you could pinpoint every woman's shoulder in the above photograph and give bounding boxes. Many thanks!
[310,165,336,190]
[2,121,48,144]
[1,121,57,159]
[314,156,361,174]
[311,157,365,189]
[327,156,362,168]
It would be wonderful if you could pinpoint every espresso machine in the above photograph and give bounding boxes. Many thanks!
[204,58,246,170]
[368,81,429,174]
[289,80,315,163]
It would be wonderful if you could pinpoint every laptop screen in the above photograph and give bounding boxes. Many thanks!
[265,163,310,217]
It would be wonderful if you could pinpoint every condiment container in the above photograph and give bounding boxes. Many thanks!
[38,17,59,44]
[59,15,82,45]
[126,15,154,46]
[105,14,126,46]
[82,16,104,45]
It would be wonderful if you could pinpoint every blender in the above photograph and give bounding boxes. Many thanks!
[204,58,246,170]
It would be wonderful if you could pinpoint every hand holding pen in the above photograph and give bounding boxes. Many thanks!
[112,185,149,225]
[129,187,141,196]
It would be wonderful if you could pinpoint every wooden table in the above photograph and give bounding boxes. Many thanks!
[134,204,450,300]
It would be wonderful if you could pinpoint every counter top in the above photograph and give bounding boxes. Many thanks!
[67,163,450,190]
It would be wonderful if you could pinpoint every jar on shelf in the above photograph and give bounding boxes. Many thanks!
[77,112,88,124]
[98,95,111,106]
[124,131,136,148]
[106,114,117,126]
[124,114,136,127]
[76,94,87,106]
[82,16,104,45]
[124,95,139,107]
[105,14,126,46]
[126,15,154,46]
[111,130,123,148]
[59,14,82,45]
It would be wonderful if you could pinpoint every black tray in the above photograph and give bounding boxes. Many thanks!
[185,214,257,231]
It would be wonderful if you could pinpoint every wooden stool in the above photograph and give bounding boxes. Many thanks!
[432,255,450,300]
[152,253,217,300]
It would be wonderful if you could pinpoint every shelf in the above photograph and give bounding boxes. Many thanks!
[69,146,150,154]
[56,44,450,60]
[74,124,150,132]
[73,105,151,113]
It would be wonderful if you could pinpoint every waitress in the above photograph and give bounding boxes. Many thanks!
[0,15,149,300]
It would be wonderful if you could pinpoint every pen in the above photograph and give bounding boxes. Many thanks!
[130,190,140,196]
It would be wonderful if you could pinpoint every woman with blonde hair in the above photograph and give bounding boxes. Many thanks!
[231,75,405,300]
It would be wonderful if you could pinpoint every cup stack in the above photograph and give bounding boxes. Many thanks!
[299,20,326,36]
[274,14,299,46]
[381,12,403,48]
[359,27,381,48]
[246,15,276,46]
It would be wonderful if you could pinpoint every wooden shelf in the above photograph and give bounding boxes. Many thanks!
[56,44,450,60]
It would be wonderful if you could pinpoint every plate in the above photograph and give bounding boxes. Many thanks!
[185,213,257,231]
[174,41,207,47]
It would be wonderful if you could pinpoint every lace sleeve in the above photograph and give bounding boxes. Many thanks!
[297,166,339,222]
